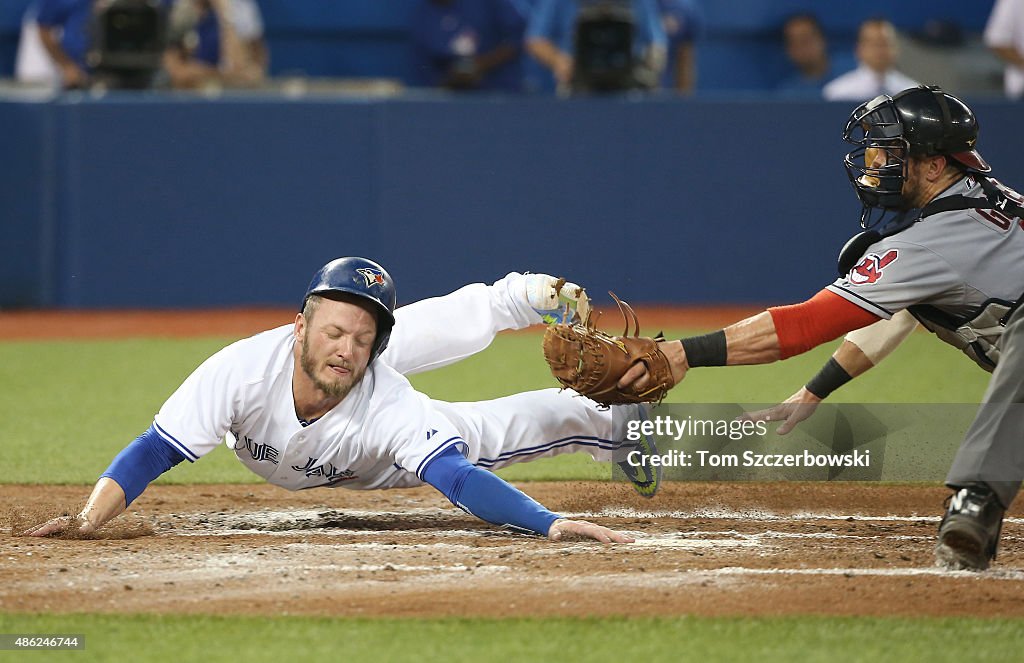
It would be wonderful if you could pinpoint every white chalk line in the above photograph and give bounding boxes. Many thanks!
[170,530,765,551]
[169,507,1024,529]
[169,525,920,545]
[171,528,493,539]
[576,507,1024,524]
[694,566,1024,581]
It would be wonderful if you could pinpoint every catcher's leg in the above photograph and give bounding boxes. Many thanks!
[431,389,660,497]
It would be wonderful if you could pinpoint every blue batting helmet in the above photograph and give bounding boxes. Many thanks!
[301,257,397,361]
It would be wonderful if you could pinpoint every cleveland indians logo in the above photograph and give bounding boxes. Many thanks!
[849,249,899,285]
[356,267,386,288]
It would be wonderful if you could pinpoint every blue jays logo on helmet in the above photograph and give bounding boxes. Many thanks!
[302,257,397,362]
[356,267,387,288]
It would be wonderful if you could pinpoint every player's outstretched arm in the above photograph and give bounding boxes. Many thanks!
[619,290,882,393]
[22,477,128,537]
[421,446,633,544]
[743,312,918,434]
[383,272,584,376]
[22,425,187,537]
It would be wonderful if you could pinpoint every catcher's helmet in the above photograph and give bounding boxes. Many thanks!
[842,85,990,227]
[301,257,397,361]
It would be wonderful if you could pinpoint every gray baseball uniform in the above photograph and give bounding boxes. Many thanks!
[825,174,1024,504]
[827,175,1024,369]
[946,304,1024,508]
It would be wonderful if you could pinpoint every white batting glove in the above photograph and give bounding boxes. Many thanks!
[524,274,589,325]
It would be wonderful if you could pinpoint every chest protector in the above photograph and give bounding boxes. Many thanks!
[907,300,1015,372]
[837,176,1024,372]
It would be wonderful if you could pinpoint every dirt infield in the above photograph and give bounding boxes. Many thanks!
[3,482,1023,618]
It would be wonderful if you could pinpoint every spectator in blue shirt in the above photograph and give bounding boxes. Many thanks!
[410,0,528,92]
[776,12,853,98]
[36,0,93,88]
[657,0,703,93]
[526,0,666,93]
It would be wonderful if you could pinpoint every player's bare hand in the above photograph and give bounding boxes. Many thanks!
[618,339,687,391]
[739,387,823,436]
[21,513,94,537]
[554,55,574,85]
[547,518,635,544]
[60,63,88,90]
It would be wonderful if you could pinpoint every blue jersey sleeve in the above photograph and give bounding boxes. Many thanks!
[100,424,187,505]
[525,0,561,43]
[421,445,560,536]
[636,0,668,51]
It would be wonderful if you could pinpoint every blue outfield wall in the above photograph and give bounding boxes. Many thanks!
[2,94,1022,309]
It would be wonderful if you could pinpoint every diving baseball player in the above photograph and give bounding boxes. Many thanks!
[25,259,655,543]
[619,86,1024,569]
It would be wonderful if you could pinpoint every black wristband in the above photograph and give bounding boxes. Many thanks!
[805,357,853,399]
[680,330,727,367]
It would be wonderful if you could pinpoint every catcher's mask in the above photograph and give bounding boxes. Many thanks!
[301,257,397,363]
[843,85,991,228]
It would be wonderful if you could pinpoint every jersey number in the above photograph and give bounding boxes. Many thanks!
[976,180,1024,231]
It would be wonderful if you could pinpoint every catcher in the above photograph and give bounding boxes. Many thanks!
[600,87,1024,571]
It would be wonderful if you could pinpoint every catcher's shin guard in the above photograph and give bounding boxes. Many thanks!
[935,486,1005,571]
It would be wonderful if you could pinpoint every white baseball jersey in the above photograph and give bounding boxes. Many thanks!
[985,0,1024,99]
[827,176,1024,364]
[822,65,919,103]
[152,273,621,491]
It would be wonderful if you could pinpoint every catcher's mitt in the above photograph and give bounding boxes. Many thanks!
[542,291,673,405]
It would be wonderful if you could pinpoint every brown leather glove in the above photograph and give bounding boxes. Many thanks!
[542,292,673,405]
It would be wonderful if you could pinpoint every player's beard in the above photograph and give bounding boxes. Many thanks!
[897,159,927,210]
[897,173,917,209]
[300,333,366,400]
